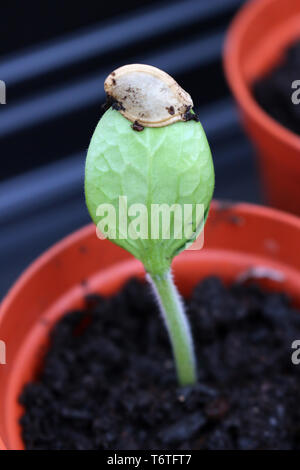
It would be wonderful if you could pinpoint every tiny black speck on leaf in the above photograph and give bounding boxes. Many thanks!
[182,107,200,122]
[132,121,144,132]
[101,94,125,115]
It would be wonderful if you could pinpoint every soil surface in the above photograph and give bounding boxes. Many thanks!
[253,40,300,135]
[20,277,300,450]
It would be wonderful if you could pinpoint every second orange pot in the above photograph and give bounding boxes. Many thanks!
[224,0,300,215]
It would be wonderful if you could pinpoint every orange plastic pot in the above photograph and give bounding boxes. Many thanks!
[224,0,300,215]
[0,201,300,450]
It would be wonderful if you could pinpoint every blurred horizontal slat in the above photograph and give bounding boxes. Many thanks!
[0,0,242,85]
[0,153,84,223]
[0,31,223,138]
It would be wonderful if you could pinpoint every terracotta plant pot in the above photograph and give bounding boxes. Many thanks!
[0,201,300,450]
[224,0,300,215]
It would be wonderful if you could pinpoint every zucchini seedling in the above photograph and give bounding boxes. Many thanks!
[85,64,214,386]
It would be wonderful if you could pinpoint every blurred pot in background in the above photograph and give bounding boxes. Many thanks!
[224,0,300,215]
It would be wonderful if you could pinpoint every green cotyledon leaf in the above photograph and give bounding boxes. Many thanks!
[85,107,214,275]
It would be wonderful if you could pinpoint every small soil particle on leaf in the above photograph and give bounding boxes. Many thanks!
[101,95,125,114]
[111,100,125,112]
[182,106,200,122]
[131,121,144,132]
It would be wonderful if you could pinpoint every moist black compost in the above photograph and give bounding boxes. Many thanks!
[253,40,300,135]
[20,276,300,450]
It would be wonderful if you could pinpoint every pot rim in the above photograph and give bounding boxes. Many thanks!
[1,201,300,321]
[0,223,93,321]
[223,0,300,151]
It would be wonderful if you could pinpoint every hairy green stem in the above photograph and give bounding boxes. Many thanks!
[147,269,197,386]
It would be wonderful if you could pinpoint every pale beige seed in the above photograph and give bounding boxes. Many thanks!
[104,64,193,127]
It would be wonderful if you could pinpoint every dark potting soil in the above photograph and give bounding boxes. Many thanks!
[20,277,300,450]
[253,40,300,135]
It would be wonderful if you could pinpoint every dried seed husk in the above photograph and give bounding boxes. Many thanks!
[104,64,194,127]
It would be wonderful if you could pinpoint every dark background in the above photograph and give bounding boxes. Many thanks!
[0,0,260,298]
